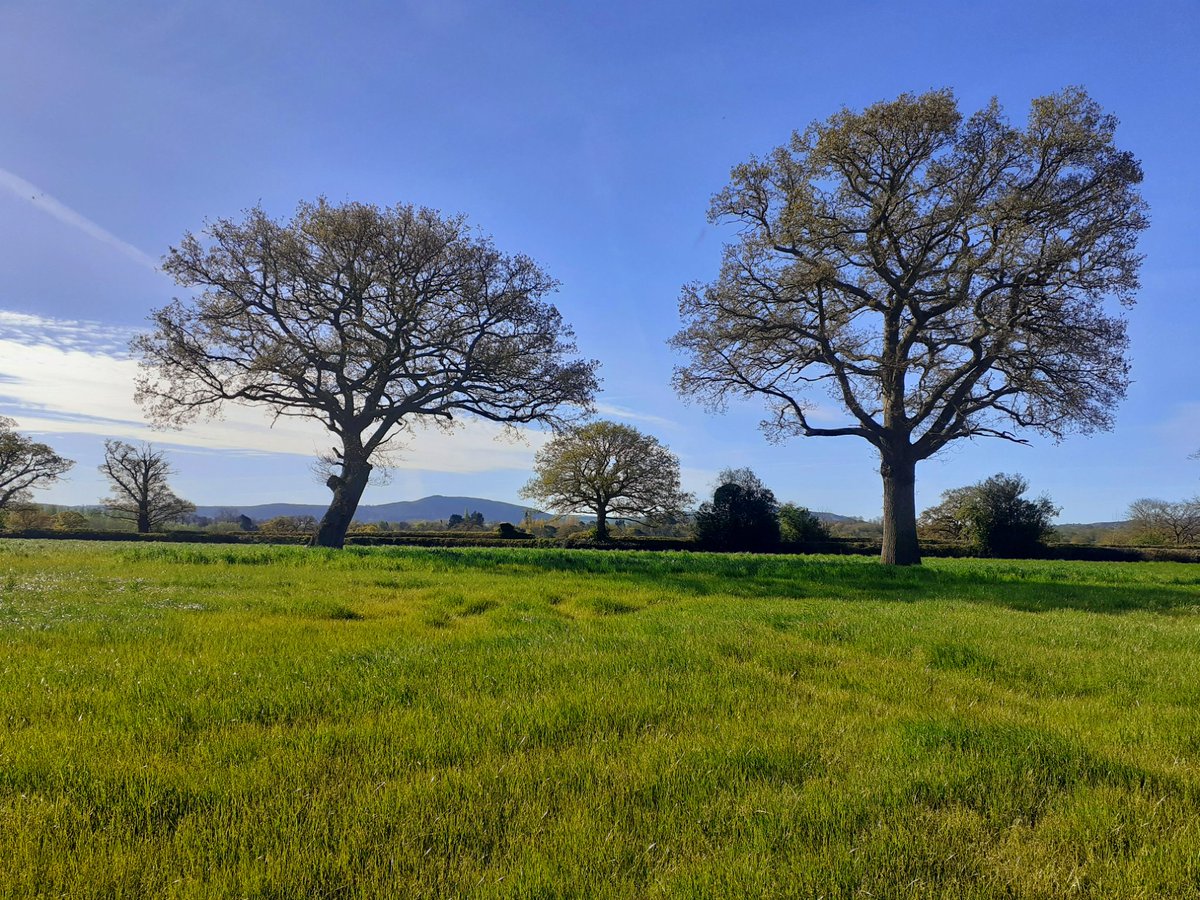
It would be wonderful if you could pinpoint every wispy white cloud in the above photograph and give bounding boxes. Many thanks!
[594,402,678,430]
[0,312,550,473]
[0,310,136,354]
[0,167,159,271]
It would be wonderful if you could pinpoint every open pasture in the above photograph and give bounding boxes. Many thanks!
[1,541,1199,898]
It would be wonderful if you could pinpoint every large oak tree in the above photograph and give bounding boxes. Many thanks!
[135,200,599,547]
[672,88,1147,564]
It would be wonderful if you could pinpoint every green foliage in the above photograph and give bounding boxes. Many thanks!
[448,511,486,530]
[694,467,780,551]
[522,420,691,540]
[778,502,830,544]
[51,510,90,532]
[921,473,1059,558]
[1,542,1200,896]
[3,505,53,531]
[206,520,247,535]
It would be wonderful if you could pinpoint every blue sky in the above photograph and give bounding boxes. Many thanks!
[1,0,1197,521]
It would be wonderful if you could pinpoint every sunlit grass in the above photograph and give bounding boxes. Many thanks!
[2,541,1199,897]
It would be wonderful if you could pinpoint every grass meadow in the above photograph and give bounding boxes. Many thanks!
[1,541,1199,898]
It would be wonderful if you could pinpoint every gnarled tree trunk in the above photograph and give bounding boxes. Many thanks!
[880,452,920,566]
[594,505,609,541]
[313,457,373,549]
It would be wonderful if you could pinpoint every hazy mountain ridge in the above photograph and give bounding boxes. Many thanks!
[813,511,860,523]
[192,495,552,525]
[189,497,869,526]
[43,499,1128,532]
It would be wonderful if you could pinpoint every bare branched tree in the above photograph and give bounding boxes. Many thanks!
[672,88,1148,564]
[521,421,692,540]
[0,417,73,509]
[1126,498,1200,546]
[100,441,195,533]
[134,200,599,548]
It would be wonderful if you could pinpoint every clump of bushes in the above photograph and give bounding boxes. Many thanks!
[494,522,529,539]
[919,473,1058,558]
[778,503,830,544]
[694,468,781,552]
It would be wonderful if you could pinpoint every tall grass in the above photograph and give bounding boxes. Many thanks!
[1,540,1198,897]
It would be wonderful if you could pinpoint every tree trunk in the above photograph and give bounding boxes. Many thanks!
[136,503,151,534]
[594,506,608,542]
[313,457,373,549]
[880,453,921,566]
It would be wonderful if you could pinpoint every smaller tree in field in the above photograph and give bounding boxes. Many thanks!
[694,468,781,551]
[0,417,74,509]
[446,513,484,530]
[919,473,1058,557]
[449,511,486,530]
[52,510,90,532]
[135,200,599,549]
[778,503,830,545]
[100,441,196,533]
[521,421,692,541]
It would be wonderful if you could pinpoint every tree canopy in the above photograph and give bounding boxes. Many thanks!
[134,199,599,547]
[672,88,1147,564]
[521,420,691,541]
[0,417,73,510]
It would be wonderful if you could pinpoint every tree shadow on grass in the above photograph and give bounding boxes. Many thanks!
[669,554,1179,615]
[826,562,1200,615]
[372,549,1200,617]
[126,544,1200,617]
[926,579,1199,615]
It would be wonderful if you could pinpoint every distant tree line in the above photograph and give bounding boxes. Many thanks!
[1122,497,1200,546]
[4,405,1195,558]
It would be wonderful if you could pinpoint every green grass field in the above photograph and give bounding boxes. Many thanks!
[2,541,1199,898]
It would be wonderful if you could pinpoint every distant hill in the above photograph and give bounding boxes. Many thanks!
[38,499,1135,537]
[193,495,552,525]
[189,497,862,527]
[1051,521,1128,544]
[813,511,861,523]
